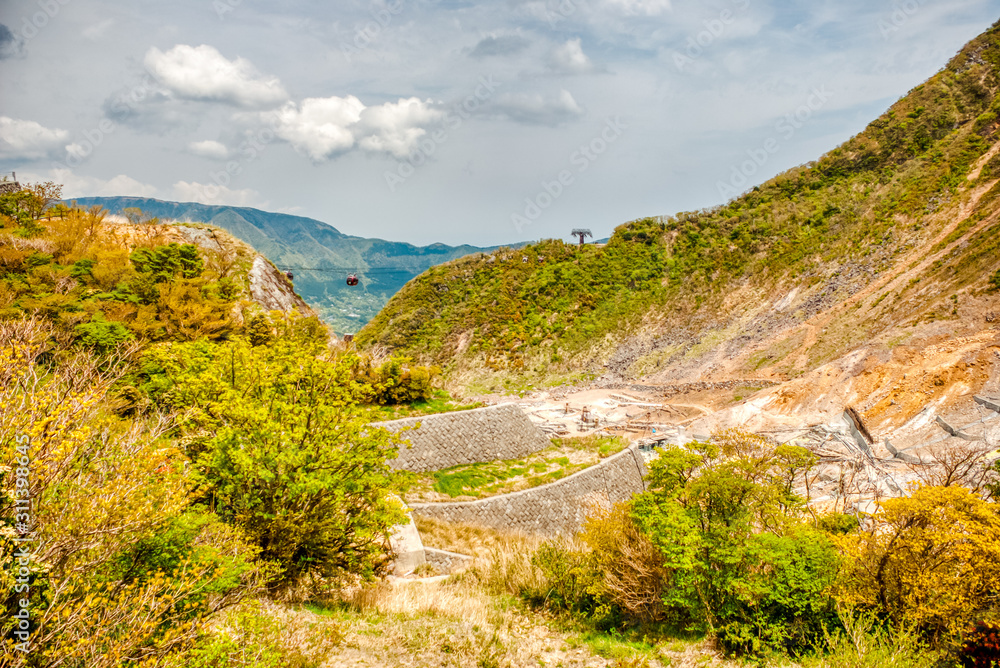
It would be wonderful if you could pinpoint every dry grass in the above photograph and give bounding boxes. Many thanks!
[321,577,605,667]
[316,575,733,668]
[313,519,739,668]
[414,516,543,557]
[176,521,740,667]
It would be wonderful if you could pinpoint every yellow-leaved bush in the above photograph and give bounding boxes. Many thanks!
[0,318,267,667]
[834,484,1000,643]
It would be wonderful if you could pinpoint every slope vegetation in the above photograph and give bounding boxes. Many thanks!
[68,197,502,333]
[359,22,1000,401]
[0,206,316,347]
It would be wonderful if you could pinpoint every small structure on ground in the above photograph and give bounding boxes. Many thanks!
[0,172,21,196]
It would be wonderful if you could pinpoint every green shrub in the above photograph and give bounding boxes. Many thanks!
[70,257,95,279]
[632,431,839,656]
[245,312,274,346]
[170,600,342,668]
[989,268,1000,292]
[130,242,204,282]
[74,313,134,351]
[359,356,440,404]
[139,337,411,592]
[816,512,860,535]
[801,609,940,668]
[0,328,266,666]
[526,541,599,615]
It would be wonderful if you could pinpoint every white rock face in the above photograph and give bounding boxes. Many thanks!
[171,224,314,316]
[248,256,312,314]
[987,422,1000,448]
[174,225,225,253]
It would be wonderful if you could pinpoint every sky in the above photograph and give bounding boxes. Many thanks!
[1,0,999,247]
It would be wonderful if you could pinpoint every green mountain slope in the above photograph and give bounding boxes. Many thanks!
[67,197,500,333]
[358,22,1000,392]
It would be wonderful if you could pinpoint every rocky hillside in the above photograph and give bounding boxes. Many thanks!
[0,207,316,348]
[67,197,504,333]
[358,21,1000,431]
[166,222,312,315]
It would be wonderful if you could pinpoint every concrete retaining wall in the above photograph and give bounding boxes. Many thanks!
[376,403,552,472]
[424,547,474,573]
[409,445,648,536]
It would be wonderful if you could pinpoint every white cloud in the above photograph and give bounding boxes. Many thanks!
[358,98,444,158]
[272,96,365,161]
[601,0,672,16]
[0,117,69,160]
[41,168,159,198]
[549,38,594,74]
[145,44,288,108]
[173,180,265,207]
[269,95,443,161]
[188,139,230,159]
[489,89,584,126]
[65,142,89,162]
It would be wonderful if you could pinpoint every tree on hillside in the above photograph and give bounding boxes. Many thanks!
[834,485,1000,644]
[632,431,838,656]
[0,319,265,666]
[139,334,411,594]
[123,206,159,226]
[24,182,62,221]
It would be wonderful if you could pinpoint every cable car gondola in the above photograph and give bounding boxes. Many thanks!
[346,273,359,286]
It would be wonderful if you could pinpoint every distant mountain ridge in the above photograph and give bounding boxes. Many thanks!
[68,197,507,333]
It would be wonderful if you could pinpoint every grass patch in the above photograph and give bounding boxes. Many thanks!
[569,629,659,661]
[369,389,483,420]
[406,435,628,503]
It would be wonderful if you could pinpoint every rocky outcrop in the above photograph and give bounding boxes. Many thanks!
[248,255,313,314]
[167,223,314,316]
